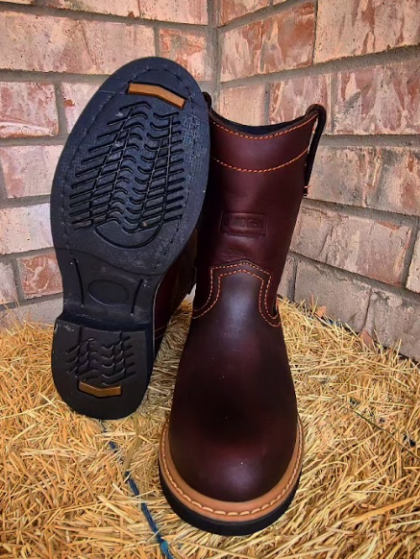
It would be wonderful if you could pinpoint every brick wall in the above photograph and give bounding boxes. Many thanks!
[0,0,214,324]
[216,0,420,360]
[1,0,419,361]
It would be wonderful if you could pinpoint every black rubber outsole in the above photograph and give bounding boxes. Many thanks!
[51,57,210,419]
[159,468,301,536]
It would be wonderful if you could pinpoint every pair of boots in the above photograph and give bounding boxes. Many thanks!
[51,57,326,536]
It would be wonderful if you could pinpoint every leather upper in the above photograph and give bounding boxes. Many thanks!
[154,232,196,350]
[167,104,326,502]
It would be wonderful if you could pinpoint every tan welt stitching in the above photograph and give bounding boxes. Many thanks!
[193,268,280,327]
[212,148,308,174]
[194,262,279,325]
[161,421,303,516]
[211,114,317,141]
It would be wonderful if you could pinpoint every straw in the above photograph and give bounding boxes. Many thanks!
[1,299,419,558]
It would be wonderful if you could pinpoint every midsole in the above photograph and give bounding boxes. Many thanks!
[159,418,303,523]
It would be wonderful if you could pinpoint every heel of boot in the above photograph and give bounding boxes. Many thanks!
[52,317,154,419]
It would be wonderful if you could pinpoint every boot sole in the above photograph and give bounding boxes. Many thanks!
[51,57,209,420]
[159,419,303,535]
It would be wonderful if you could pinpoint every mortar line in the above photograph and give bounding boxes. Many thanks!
[290,252,420,306]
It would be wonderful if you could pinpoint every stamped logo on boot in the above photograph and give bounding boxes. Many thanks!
[221,212,266,238]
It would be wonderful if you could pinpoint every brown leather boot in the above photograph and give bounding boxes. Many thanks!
[159,101,326,535]
[154,232,196,353]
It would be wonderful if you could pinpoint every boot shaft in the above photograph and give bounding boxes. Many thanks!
[195,104,326,310]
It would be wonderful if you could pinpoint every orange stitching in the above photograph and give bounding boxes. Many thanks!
[212,148,308,174]
[211,114,317,141]
[194,262,279,324]
[160,420,303,516]
[193,268,280,327]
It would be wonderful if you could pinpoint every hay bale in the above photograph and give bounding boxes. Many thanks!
[1,300,419,558]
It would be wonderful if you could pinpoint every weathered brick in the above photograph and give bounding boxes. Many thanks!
[278,256,295,299]
[316,0,420,63]
[61,82,101,131]
[218,84,266,125]
[407,232,420,294]
[334,62,420,135]
[140,0,208,24]
[365,288,420,361]
[270,75,332,131]
[310,147,377,207]
[18,252,62,299]
[47,0,140,17]
[310,147,420,217]
[0,0,33,3]
[0,82,58,139]
[221,2,315,81]
[295,260,371,332]
[374,149,420,217]
[159,29,212,82]
[0,262,18,305]
[0,297,63,326]
[0,146,62,198]
[291,207,412,286]
[0,13,154,74]
[0,204,52,255]
[219,0,269,25]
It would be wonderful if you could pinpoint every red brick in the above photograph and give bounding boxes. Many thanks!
[0,146,62,198]
[0,204,52,255]
[407,232,420,294]
[310,147,420,217]
[219,0,269,25]
[295,260,371,332]
[334,62,420,135]
[221,2,315,81]
[310,146,377,207]
[291,207,412,286]
[0,82,58,139]
[159,29,212,82]
[61,82,101,131]
[141,0,208,24]
[374,149,420,217]
[270,74,331,130]
[218,84,266,125]
[316,0,420,63]
[47,0,140,17]
[0,12,154,74]
[0,262,18,305]
[18,252,62,299]
[365,288,420,361]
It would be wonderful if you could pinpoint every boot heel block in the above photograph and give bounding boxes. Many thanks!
[50,57,210,419]
[52,319,153,419]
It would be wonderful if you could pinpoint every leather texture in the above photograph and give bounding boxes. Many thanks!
[167,104,326,502]
[154,232,196,352]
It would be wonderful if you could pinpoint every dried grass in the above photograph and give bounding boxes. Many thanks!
[1,300,419,558]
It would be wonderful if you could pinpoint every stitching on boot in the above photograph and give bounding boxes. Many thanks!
[160,420,303,517]
[211,114,317,141]
[193,263,280,327]
[212,147,308,174]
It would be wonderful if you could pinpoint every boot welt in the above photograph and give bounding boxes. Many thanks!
[159,419,303,535]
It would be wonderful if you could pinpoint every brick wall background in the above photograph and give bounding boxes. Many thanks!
[0,0,214,323]
[0,0,419,361]
[216,0,420,360]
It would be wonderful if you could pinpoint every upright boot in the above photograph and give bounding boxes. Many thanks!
[51,58,209,420]
[159,102,326,535]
